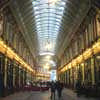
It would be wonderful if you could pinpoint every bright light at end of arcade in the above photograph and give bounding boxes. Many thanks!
[45,43,52,50]
[45,55,51,60]
[48,0,59,5]
[44,63,50,69]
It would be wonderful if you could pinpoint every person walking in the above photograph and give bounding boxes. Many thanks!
[75,80,81,97]
[50,81,56,100]
[56,81,63,100]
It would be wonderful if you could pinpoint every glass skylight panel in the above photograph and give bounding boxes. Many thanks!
[38,29,58,32]
[36,23,60,28]
[36,20,61,25]
[35,14,61,19]
[32,0,66,54]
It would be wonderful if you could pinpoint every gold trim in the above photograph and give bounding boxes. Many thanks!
[58,40,100,73]
[0,39,35,74]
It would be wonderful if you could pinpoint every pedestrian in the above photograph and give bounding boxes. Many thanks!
[56,81,63,100]
[75,80,81,96]
[50,81,56,100]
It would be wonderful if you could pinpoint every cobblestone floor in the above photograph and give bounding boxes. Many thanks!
[0,89,99,100]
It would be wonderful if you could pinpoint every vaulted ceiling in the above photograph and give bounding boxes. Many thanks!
[9,0,91,69]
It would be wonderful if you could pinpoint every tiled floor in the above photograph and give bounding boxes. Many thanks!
[0,89,98,100]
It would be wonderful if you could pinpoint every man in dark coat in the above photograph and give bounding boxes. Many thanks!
[56,81,63,99]
[50,81,56,100]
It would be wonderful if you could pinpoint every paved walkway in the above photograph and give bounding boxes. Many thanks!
[62,89,98,100]
[0,89,98,100]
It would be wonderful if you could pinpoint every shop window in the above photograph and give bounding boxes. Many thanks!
[84,59,92,84]
[7,58,13,90]
[0,53,5,79]
[19,68,23,86]
[0,14,3,37]
[8,24,14,47]
[4,16,10,43]
[72,41,76,58]
[69,47,72,60]
[85,29,89,48]
[67,48,70,62]
[15,64,19,87]
[88,23,92,45]
[81,35,84,51]
[24,70,26,85]
[94,54,100,84]
[13,33,17,50]
[93,17,97,40]
[0,53,5,96]
[88,16,97,45]
[74,40,78,56]
[0,53,5,74]
[68,69,70,86]
[65,52,68,63]
[77,64,82,82]
[96,14,100,38]
[3,15,7,41]
[78,36,83,53]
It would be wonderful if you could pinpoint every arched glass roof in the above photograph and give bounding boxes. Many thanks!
[32,0,66,55]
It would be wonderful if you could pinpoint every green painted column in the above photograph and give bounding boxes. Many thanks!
[4,57,7,88]
[91,57,95,85]
[81,63,85,83]
[13,64,15,87]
